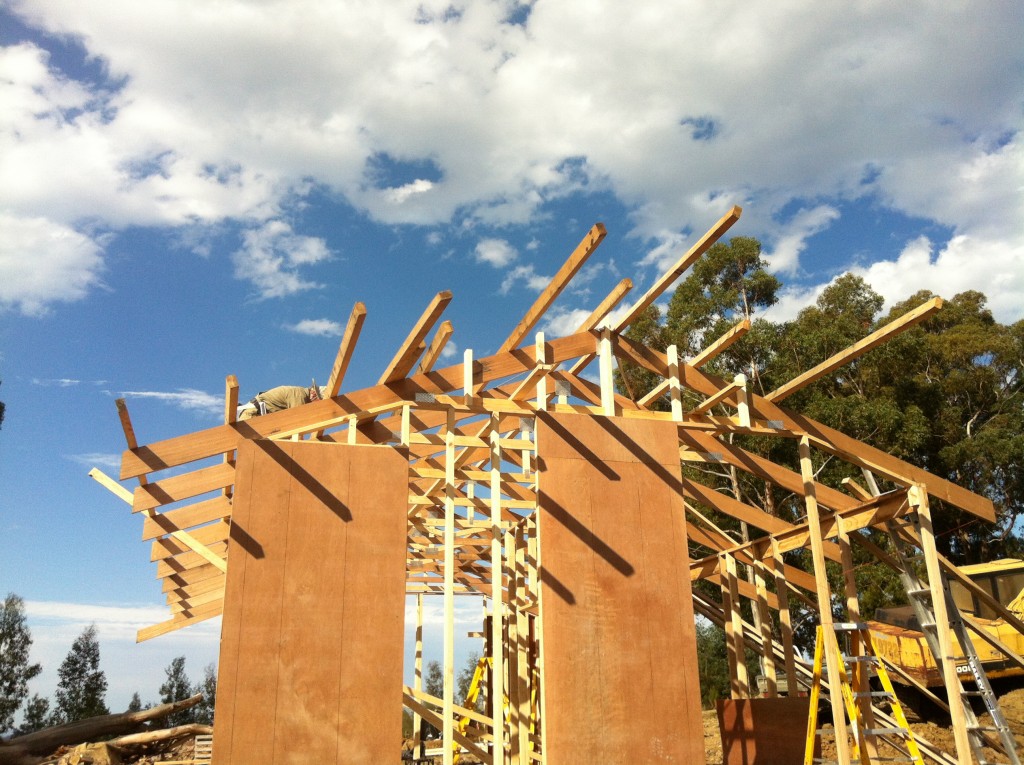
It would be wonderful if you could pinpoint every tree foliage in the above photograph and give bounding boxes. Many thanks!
[193,663,217,726]
[19,694,50,734]
[52,625,108,725]
[0,594,42,733]
[158,656,194,728]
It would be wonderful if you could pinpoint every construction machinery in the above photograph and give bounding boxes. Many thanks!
[869,558,1024,688]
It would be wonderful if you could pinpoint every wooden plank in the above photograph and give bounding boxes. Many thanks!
[767,296,943,402]
[799,437,852,765]
[498,223,607,353]
[213,440,408,765]
[132,463,235,512]
[136,599,222,642]
[140,496,231,541]
[326,301,368,396]
[616,334,995,521]
[379,291,453,384]
[150,521,230,561]
[536,413,704,764]
[120,331,598,480]
[418,320,454,374]
[154,542,228,578]
[612,206,741,332]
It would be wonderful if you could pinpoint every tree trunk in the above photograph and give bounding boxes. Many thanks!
[107,722,211,747]
[0,694,202,765]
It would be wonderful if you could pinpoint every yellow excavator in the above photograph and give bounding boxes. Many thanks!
[868,558,1024,687]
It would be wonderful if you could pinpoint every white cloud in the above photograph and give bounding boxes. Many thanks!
[67,452,122,469]
[287,318,343,337]
[500,263,548,294]
[541,306,592,338]
[23,600,220,714]
[121,388,222,416]
[765,234,1024,325]
[764,205,840,275]
[0,213,105,316]
[31,378,82,387]
[474,237,518,268]
[1,0,1021,314]
[232,220,332,298]
[851,234,1024,323]
[440,340,459,360]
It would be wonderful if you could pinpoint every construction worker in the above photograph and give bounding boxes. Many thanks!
[237,380,326,420]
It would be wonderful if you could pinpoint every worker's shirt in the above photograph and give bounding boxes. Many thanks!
[238,386,309,420]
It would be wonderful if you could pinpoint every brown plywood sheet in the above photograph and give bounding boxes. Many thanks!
[212,439,408,765]
[717,697,815,765]
[536,412,705,764]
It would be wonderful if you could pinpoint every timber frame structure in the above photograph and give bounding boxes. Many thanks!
[91,206,1022,765]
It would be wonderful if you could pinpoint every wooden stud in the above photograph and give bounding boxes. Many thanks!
[498,223,607,353]
[766,296,943,402]
[913,486,973,765]
[799,437,852,765]
[414,593,424,759]
[612,206,741,332]
[489,415,506,765]
[443,407,456,765]
[752,560,778,697]
[326,301,368,395]
[667,344,683,421]
[598,328,615,416]
[771,539,799,695]
[379,291,453,384]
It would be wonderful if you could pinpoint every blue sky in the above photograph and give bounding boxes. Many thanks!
[1,0,1022,714]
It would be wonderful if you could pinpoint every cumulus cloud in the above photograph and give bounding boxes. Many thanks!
[766,234,1024,324]
[120,388,222,416]
[287,318,343,337]
[1,0,1021,314]
[764,205,841,275]
[500,263,548,294]
[0,213,105,316]
[542,306,592,338]
[474,238,518,268]
[233,220,332,299]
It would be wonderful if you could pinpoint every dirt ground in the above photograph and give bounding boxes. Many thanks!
[704,686,1024,764]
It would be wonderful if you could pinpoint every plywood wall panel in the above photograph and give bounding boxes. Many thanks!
[212,440,408,765]
[537,412,705,765]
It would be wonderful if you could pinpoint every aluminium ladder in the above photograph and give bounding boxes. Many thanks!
[885,515,1020,765]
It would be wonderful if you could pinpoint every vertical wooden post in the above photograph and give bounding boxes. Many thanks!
[413,593,424,758]
[464,348,476,406]
[667,344,683,422]
[443,407,456,765]
[489,414,506,765]
[514,525,531,762]
[599,328,615,416]
[734,373,750,427]
[722,553,749,698]
[753,556,777,697]
[535,332,548,411]
[772,540,799,695]
[914,485,973,765]
[799,436,852,765]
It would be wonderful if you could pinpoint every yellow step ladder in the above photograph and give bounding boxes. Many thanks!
[804,623,924,765]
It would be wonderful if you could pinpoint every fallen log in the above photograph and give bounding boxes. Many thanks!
[107,722,211,748]
[0,694,202,765]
